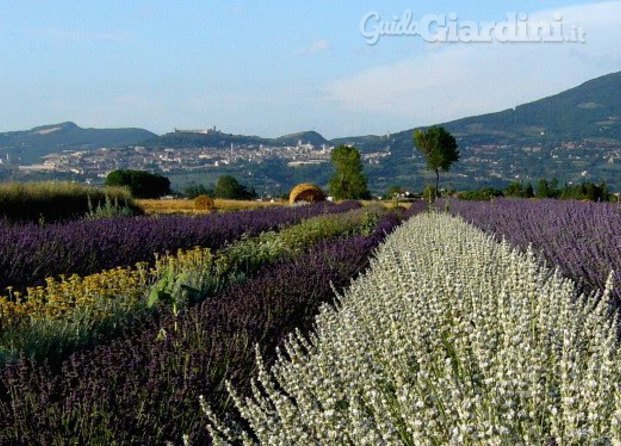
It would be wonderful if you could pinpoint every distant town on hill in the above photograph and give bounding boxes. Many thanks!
[1,70,620,195]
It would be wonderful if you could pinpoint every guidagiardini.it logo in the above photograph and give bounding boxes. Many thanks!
[360,10,586,45]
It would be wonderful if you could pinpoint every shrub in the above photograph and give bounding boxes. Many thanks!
[457,187,504,201]
[0,212,409,445]
[422,185,437,203]
[86,195,137,220]
[0,181,140,222]
[214,175,257,200]
[505,181,535,198]
[207,213,621,444]
[0,204,373,364]
[446,198,621,302]
[193,195,215,211]
[0,201,360,293]
[105,169,171,199]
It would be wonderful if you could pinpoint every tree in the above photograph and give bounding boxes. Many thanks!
[535,178,560,199]
[328,145,370,200]
[214,175,257,200]
[105,169,171,199]
[413,127,460,198]
[505,181,535,198]
[183,183,213,199]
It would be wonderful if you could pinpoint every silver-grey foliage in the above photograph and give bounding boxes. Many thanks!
[204,213,621,445]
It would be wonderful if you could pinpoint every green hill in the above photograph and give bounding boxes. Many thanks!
[275,131,329,147]
[337,70,621,154]
[443,71,621,145]
[146,129,329,149]
[0,122,156,164]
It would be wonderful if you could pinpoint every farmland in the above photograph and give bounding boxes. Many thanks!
[137,198,285,215]
[1,196,620,444]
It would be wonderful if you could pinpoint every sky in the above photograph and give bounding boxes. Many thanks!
[0,0,620,138]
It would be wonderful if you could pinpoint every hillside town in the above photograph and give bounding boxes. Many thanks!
[10,136,392,179]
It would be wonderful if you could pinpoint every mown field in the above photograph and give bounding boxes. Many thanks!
[137,198,285,215]
[1,196,621,444]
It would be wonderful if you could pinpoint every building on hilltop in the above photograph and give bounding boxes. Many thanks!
[173,126,219,135]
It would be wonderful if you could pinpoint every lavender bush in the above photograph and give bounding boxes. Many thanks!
[207,213,621,444]
[0,212,406,445]
[444,198,621,301]
[0,201,359,293]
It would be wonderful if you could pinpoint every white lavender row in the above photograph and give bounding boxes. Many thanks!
[204,212,621,445]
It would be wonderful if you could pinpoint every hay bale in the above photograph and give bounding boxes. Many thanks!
[194,195,215,211]
[289,183,326,205]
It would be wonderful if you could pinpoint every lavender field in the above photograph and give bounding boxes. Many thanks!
[0,201,359,293]
[1,197,621,445]
[209,212,621,444]
[445,198,621,301]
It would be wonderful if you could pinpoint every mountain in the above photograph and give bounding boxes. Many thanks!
[146,129,329,149]
[337,70,621,153]
[145,129,269,148]
[0,122,156,164]
[275,131,329,147]
[324,71,621,192]
[443,71,621,145]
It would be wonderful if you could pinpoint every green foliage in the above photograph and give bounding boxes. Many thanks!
[457,187,504,201]
[214,175,257,200]
[105,169,171,199]
[328,145,371,200]
[414,127,459,197]
[183,183,214,199]
[386,185,414,200]
[0,181,140,222]
[386,185,403,198]
[146,207,384,309]
[423,185,437,203]
[535,178,560,199]
[85,195,136,220]
[558,181,611,202]
[535,178,612,201]
[456,180,614,203]
[505,181,535,198]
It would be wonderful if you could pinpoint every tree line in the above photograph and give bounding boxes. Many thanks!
[457,179,615,202]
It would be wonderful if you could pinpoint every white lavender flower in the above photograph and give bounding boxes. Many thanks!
[203,213,621,445]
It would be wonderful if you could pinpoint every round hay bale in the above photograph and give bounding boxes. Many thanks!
[194,195,215,211]
[289,183,326,205]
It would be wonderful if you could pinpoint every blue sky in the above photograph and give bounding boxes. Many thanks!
[0,0,620,137]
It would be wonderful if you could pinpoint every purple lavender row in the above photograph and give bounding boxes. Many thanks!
[0,201,360,293]
[446,198,621,300]
[0,212,408,445]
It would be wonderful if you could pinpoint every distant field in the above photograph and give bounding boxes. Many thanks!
[140,198,412,215]
[137,198,286,214]
[361,199,414,209]
[0,181,140,222]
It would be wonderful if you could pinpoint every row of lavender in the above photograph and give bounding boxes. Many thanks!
[0,201,359,292]
[445,198,621,301]
[0,208,418,445]
[205,212,621,444]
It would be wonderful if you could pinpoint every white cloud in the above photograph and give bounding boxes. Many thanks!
[296,39,331,55]
[326,1,621,131]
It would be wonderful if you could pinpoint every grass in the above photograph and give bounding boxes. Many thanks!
[0,181,140,222]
